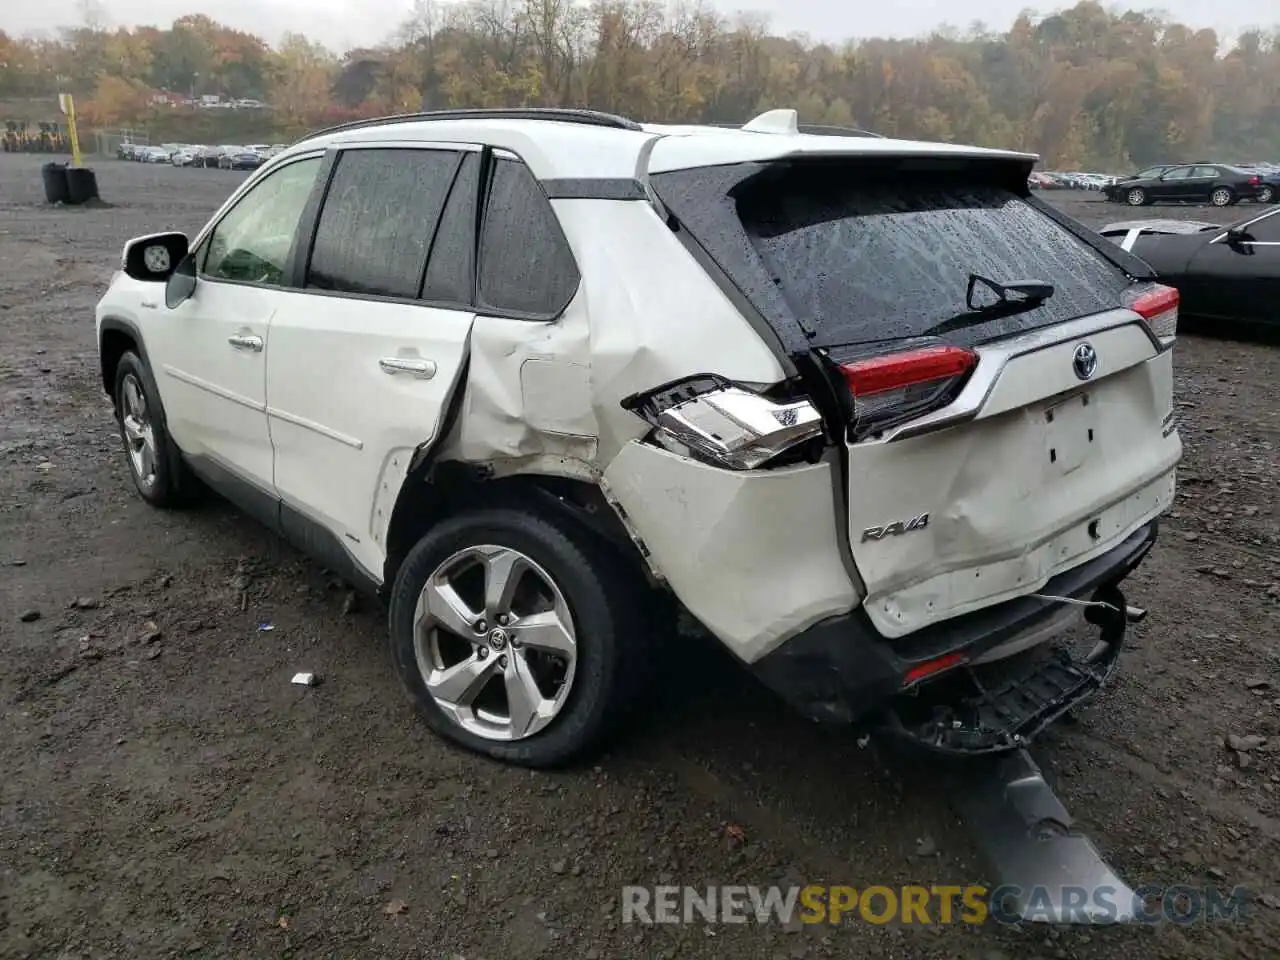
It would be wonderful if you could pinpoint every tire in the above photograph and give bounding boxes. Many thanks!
[1211,187,1234,207]
[112,350,195,508]
[1259,185,1275,204]
[388,504,650,768]
[1126,187,1147,206]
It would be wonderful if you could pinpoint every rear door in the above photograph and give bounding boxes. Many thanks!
[651,156,1181,638]
[265,143,481,581]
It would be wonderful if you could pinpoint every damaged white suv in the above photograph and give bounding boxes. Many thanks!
[96,108,1181,768]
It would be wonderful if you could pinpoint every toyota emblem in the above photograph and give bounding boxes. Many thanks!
[1072,342,1098,381]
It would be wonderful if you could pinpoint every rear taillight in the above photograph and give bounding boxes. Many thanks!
[1123,283,1178,347]
[1249,176,1261,185]
[839,344,977,440]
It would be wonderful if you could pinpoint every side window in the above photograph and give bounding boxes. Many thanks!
[1162,167,1192,181]
[422,152,480,305]
[1191,166,1219,179]
[476,157,579,317]
[307,148,461,299]
[203,157,322,285]
[1250,212,1280,243]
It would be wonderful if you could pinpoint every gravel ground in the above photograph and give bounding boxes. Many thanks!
[1,155,1278,960]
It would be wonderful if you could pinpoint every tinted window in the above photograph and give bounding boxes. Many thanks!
[477,157,579,316]
[307,148,460,299]
[1191,167,1219,178]
[732,172,1129,346]
[422,152,480,304]
[1250,211,1280,242]
[1136,166,1168,179]
[1162,167,1193,180]
[203,157,321,284]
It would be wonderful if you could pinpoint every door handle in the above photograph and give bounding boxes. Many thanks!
[228,334,264,352]
[379,357,437,379]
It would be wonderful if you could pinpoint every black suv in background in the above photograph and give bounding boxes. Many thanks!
[1108,163,1264,207]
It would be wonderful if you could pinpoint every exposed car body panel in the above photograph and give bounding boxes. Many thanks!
[602,443,861,663]
[1101,208,1280,329]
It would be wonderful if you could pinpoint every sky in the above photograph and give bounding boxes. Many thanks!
[2,0,1271,53]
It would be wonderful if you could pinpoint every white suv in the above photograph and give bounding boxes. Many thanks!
[95,108,1182,768]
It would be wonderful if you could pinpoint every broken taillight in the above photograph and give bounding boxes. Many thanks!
[839,344,977,441]
[1122,282,1178,348]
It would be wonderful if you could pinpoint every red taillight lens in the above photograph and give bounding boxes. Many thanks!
[839,345,977,440]
[902,651,967,687]
[1122,282,1178,346]
[1250,176,1261,185]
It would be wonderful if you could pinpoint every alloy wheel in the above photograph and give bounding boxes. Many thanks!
[1126,188,1145,206]
[1211,188,1232,207]
[120,373,157,489]
[413,544,577,741]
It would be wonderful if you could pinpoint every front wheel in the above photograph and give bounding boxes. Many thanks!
[1126,187,1147,206]
[112,351,194,508]
[388,505,650,768]
[1210,187,1234,207]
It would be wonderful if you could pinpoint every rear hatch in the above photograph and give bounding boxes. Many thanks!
[649,148,1181,638]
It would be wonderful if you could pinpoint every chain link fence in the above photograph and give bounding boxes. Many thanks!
[94,128,150,157]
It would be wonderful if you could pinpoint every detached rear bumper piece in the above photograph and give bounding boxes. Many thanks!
[749,521,1158,750]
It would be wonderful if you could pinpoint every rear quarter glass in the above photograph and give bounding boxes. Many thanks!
[654,161,1133,351]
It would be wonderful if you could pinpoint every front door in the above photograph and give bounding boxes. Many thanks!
[151,155,325,499]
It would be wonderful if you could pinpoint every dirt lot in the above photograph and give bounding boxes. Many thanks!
[1,155,1278,960]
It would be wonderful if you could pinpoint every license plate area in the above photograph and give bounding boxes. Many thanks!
[1044,392,1095,475]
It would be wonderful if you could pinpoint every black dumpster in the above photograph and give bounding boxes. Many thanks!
[65,166,100,205]
[41,161,69,204]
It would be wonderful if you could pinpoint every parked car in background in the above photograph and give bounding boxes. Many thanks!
[1099,206,1279,334]
[222,148,265,170]
[1102,165,1178,201]
[215,146,244,169]
[171,146,199,166]
[140,145,172,163]
[1109,163,1263,207]
[194,145,222,168]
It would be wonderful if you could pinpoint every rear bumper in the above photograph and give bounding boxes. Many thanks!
[749,520,1158,731]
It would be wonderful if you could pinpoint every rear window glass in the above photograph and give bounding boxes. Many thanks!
[735,177,1129,346]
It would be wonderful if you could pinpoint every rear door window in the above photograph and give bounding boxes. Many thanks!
[306,147,461,299]
[476,157,580,318]
[733,174,1130,347]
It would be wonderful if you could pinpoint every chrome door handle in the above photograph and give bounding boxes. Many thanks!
[228,334,263,352]
[379,357,437,379]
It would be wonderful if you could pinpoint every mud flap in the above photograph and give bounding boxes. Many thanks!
[948,748,1137,924]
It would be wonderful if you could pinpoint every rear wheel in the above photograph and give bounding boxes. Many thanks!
[1126,187,1147,206]
[1259,185,1275,204]
[1211,187,1234,207]
[388,505,650,768]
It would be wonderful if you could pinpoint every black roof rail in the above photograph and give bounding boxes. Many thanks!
[298,107,643,143]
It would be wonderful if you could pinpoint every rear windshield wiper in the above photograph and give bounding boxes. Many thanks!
[922,273,1056,336]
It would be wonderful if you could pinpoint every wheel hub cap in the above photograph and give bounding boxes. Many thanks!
[120,373,157,488]
[412,544,577,742]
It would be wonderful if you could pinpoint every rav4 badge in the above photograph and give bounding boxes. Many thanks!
[861,513,930,542]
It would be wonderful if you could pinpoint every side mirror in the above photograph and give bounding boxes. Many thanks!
[165,253,197,308]
[122,231,188,282]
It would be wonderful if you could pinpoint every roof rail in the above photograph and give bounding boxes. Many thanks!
[298,107,643,143]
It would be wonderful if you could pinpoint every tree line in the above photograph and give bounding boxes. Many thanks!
[1,1,1278,169]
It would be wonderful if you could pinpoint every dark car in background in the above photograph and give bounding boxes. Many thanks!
[219,149,264,171]
[1109,163,1264,207]
[1102,164,1177,201]
[1099,207,1280,334]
